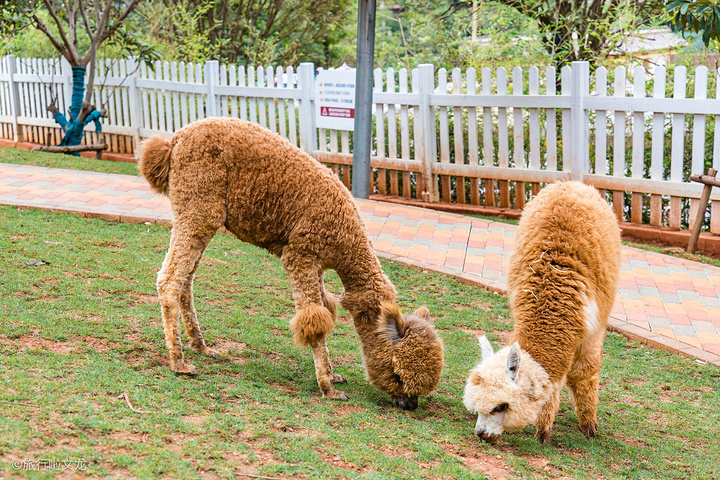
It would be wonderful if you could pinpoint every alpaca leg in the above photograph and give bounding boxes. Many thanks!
[282,251,346,400]
[179,253,218,358]
[319,271,345,384]
[535,383,562,444]
[157,221,218,375]
[310,337,348,400]
[568,332,605,438]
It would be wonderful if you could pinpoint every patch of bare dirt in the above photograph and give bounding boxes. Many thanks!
[72,314,105,323]
[269,327,283,336]
[109,431,147,445]
[207,296,236,307]
[127,292,160,307]
[3,335,75,354]
[441,442,513,480]
[10,233,29,240]
[269,382,298,394]
[327,403,366,418]
[92,241,125,248]
[203,257,228,267]
[79,336,118,352]
[379,444,414,459]
[211,338,247,364]
[461,329,514,346]
[99,273,135,283]
[319,452,370,473]
[335,314,352,325]
[183,414,207,428]
[518,454,573,479]
[450,301,492,311]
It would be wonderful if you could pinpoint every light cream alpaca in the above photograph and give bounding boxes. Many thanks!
[463,181,621,444]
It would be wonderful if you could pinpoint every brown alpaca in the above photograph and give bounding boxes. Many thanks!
[138,117,443,409]
[464,181,621,443]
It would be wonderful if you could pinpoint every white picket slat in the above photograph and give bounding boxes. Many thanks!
[594,67,607,175]
[631,66,645,179]
[561,66,572,171]
[528,66,540,171]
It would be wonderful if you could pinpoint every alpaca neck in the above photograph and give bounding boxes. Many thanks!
[517,349,554,407]
[334,239,386,293]
[338,270,396,338]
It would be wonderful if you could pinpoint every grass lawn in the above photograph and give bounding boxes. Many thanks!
[0,147,139,176]
[1,205,719,480]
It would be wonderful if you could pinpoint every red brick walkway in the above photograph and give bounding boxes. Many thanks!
[2,163,719,367]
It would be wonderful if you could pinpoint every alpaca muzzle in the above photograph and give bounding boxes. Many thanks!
[474,427,500,444]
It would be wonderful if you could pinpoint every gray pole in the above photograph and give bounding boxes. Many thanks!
[352,0,376,199]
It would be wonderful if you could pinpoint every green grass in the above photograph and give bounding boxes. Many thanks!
[0,146,139,176]
[466,213,519,226]
[1,206,719,480]
[623,240,720,268]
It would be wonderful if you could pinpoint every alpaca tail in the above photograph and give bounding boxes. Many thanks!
[138,135,172,195]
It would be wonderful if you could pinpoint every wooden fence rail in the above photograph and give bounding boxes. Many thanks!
[1,55,719,233]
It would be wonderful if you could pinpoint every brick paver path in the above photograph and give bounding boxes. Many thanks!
[2,163,719,367]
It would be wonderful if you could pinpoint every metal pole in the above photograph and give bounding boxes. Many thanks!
[352,0,376,199]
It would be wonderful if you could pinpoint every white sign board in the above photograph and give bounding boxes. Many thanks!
[315,69,356,131]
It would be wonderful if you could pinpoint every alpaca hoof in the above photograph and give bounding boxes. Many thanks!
[204,348,221,359]
[331,373,347,384]
[173,363,199,376]
[191,342,219,358]
[535,429,551,445]
[324,390,349,401]
[580,421,598,439]
[392,395,418,411]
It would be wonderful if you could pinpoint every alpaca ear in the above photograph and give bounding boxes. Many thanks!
[506,342,521,383]
[478,335,494,362]
[378,302,406,344]
[413,306,430,322]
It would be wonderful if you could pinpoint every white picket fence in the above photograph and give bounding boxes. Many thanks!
[1,55,720,233]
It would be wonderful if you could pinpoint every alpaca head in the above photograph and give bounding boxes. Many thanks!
[363,303,444,410]
[463,336,552,443]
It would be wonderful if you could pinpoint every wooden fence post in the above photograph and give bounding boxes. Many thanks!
[688,168,718,253]
[570,61,589,182]
[204,60,220,118]
[417,64,439,202]
[298,62,316,154]
[5,55,21,142]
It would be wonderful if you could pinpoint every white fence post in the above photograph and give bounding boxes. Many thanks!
[205,60,220,117]
[417,64,439,202]
[60,56,73,118]
[570,61,590,181]
[298,62,316,153]
[5,55,21,142]
[126,57,143,149]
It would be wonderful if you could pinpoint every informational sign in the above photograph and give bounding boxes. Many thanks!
[315,69,356,131]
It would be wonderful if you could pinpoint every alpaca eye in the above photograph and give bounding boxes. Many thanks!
[491,403,508,414]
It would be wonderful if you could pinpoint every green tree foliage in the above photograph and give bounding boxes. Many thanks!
[374,1,544,70]
[459,0,666,66]
[139,0,354,66]
[668,0,720,47]
[1,0,28,35]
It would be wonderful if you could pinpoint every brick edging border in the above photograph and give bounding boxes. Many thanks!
[5,201,720,368]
